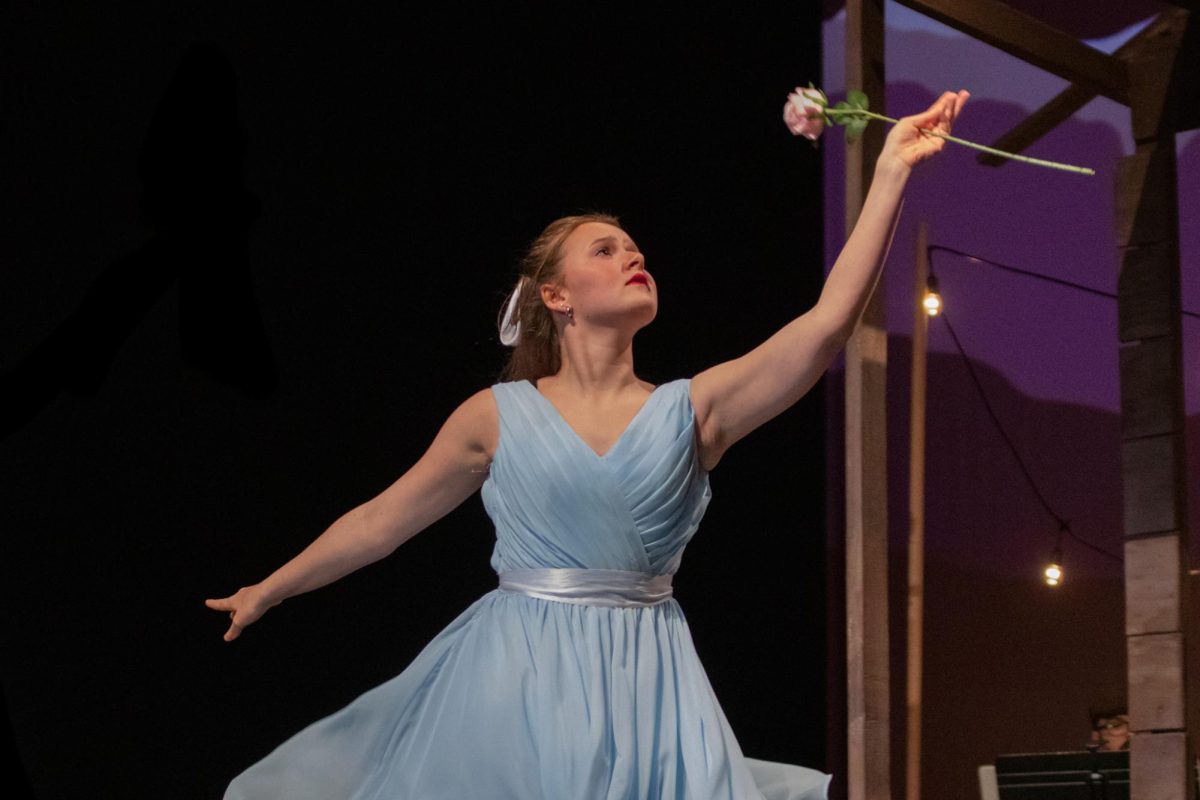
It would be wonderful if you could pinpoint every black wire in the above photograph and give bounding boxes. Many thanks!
[928,244,1200,320]
[936,309,1124,564]
[937,311,1063,525]
[928,242,1181,565]
[1064,525,1123,563]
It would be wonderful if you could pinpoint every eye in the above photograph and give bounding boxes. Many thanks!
[596,246,612,256]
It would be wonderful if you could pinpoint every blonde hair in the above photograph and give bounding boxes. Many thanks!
[497,212,622,382]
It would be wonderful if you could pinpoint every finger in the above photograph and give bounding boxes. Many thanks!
[206,598,232,611]
[941,91,956,122]
[927,90,954,112]
[913,139,943,164]
[950,90,970,125]
[225,622,241,642]
[936,91,956,118]
[938,91,964,135]
[913,92,956,132]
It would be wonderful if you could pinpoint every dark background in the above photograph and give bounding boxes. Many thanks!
[1,3,828,797]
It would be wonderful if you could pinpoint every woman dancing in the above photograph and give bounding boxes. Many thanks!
[208,88,969,799]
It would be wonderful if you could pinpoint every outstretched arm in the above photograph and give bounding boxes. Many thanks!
[205,388,498,641]
[691,90,969,468]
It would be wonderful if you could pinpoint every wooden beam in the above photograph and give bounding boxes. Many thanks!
[1129,14,1200,140]
[975,84,1094,167]
[1116,20,1194,797]
[1116,73,1195,796]
[905,222,929,800]
[975,10,1188,166]
[893,0,1128,104]
[844,2,890,799]
[974,10,1190,165]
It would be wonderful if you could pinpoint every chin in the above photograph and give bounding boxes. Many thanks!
[634,308,658,331]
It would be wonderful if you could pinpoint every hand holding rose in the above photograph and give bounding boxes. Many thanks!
[783,84,1095,176]
[881,90,970,171]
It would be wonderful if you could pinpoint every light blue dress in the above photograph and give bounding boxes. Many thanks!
[225,378,831,800]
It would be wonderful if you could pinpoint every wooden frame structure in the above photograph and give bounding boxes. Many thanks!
[841,2,1198,798]
[843,2,890,798]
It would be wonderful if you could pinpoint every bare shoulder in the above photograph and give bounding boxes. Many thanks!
[363,387,499,544]
[687,369,725,472]
[446,386,500,463]
[688,369,717,423]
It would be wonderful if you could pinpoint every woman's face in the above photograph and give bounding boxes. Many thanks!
[550,221,657,333]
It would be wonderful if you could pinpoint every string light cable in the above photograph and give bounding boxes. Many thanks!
[934,309,1122,564]
[925,245,1142,565]
[928,245,1200,321]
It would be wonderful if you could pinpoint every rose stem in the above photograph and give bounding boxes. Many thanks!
[825,107,1096,176]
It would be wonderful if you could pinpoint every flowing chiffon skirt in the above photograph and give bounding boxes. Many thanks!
[224,378,832,799]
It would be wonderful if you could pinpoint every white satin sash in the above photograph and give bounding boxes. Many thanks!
[497,568,674,608]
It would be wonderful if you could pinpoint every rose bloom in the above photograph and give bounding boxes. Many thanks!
[783,87,826,140]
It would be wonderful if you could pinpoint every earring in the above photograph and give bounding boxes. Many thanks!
[563,304,574,320]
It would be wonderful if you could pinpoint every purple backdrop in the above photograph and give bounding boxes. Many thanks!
[821,4,1198,797]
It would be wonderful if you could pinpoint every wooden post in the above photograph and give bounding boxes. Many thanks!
[1117,26,1195,800]
[844,2,890,799]
[906,222,929,800]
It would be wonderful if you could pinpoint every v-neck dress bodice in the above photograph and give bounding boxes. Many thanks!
[224,378,831,800]
[482,379,711,576]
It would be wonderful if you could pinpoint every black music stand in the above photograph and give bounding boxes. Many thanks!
[994,749,1129,799]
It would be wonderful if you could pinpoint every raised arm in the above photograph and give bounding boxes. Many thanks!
[205,387,498,641]
[691,90,968,470]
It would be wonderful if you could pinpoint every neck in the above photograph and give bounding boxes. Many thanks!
[546,334,640,397]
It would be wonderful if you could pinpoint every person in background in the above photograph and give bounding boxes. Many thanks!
[1089,707,1131,751]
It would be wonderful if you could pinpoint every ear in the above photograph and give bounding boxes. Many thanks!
[540,281,568,311]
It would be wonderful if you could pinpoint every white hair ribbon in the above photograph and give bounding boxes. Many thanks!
[498,276,528,347]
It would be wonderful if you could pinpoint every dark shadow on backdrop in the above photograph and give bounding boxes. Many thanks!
[2,40,274,796]
[0,42,275,443]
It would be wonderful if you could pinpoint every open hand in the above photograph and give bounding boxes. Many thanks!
[205,584,278,642]
[882,90,969,171]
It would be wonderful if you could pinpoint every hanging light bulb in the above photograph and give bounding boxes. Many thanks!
[1043,556,1063,587]
[1043,535,1064,587]
[923,274,942,316]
